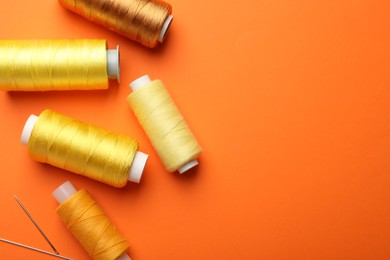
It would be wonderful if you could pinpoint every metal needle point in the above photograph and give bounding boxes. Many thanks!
[13,195,59,255]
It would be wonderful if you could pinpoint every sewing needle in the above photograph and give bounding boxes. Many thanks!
[0,238,72,260]
[13,195,60,255]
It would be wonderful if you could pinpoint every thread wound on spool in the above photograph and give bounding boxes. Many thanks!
[28,109,139,187]
[0,39,110,91]
[127,79,201,172]
[58,0,173,48]
[56,189,129,260]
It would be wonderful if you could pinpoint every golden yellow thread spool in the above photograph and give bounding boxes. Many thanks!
[53,181,131,260]
[58,0,173,48]
[127,75,202,173]
[21,109,148,187]
[0,39,120,91]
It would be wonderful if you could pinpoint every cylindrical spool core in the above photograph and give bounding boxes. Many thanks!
[21,114,147,183]
[129,75,199,174]
[107,45,120,82]
[52,181,131,260]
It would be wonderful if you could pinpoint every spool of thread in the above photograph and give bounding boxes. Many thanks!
[0,39,120,91]
[21,109,148,187]
[53,181,131,260]
[127,75,202,173]
[58,0,173,48]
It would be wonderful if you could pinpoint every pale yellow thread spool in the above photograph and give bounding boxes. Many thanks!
[127,75,202,173]
[58,0,173,48]
[53,181,131,260]
[0,39,120,91]
[21,109,148,187]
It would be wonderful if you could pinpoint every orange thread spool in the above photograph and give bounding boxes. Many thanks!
[53,181,131,260]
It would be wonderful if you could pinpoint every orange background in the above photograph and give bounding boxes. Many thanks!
[1,0,390,259]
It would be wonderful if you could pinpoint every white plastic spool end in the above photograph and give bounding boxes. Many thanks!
[129,75,151,91]
[21,114,38,145]
[158,15,173,43]
[128,151,148,183]
[107,45,120,83]
[116,253,131,260]
[52,181,77,204]
[178,159,199,174]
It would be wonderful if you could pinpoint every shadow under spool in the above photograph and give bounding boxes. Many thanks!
[21,109,148,187]
[59,0,173,48]
[0,39,120,91]
[53,181,131,260]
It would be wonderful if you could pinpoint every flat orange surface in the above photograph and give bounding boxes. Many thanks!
[1,0,390,259]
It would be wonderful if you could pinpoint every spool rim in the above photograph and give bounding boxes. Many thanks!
[52,181,77,204]
[178,159,199,174]
[128,151,148,183]
[158,15,174,43]
[21,114,38,145]
[129,75,151,91]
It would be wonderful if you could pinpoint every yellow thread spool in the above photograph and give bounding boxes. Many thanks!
[0,39,120,91]
[58,0,173,48]
[21,109,148,187]
[53,181,131,260]
[127,75,202,173]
